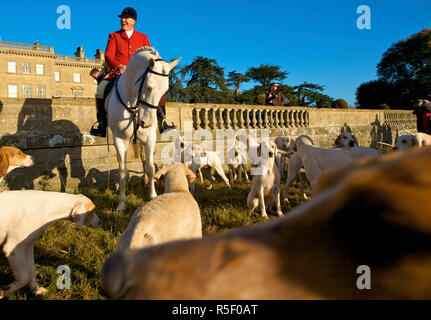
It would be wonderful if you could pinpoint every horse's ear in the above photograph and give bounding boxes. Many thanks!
[149,58,155,68]
[168,57,182,72]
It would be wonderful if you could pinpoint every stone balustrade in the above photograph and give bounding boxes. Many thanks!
[383,110,417,128]
[192,104,310,130]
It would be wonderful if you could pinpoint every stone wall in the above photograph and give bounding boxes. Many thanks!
[0,98,417,191]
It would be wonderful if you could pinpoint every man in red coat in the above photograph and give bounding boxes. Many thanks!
[90,7,152,137]
[105,7,151,75]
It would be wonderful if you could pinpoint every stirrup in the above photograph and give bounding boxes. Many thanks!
[160,118,177,135]
[90,121,107,137]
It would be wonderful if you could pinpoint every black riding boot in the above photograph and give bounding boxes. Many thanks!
[90,98,107,137]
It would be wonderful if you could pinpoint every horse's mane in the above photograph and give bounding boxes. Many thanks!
[133,46,160,58]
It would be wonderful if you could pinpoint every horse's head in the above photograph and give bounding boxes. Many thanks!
[130,47,181,128]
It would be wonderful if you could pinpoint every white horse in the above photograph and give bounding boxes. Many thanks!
[105,46,181,211]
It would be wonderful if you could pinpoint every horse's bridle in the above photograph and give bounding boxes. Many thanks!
[115,58,169,113]
[114,58,170,141]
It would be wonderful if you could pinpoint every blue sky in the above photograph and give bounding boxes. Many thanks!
[1,0,431,106]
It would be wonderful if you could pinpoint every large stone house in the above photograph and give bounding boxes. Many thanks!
[0,40,104,99]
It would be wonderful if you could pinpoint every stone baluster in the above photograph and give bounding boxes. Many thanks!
[282,110,288,128]
[297,110,303,127]
[273,110,279,128]
[250,109,256,128]
[267,110,272,128]
[262,110,267,128]
[237,109,244,128]
[214,108,220,129]
[223,108,229,129]
[293,110,298,127]
[207,108,214,130]
[243,109,249,128]
[288,110,293,127]
[202,108,209,129]
[192,108,199,130]
[231,108,238,129]
[257,109,262,128]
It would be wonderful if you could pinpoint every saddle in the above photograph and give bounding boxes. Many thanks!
[103,76,117,100]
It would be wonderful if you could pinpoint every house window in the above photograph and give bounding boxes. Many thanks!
[55,71,60,81]
[73,73,81,83]
[22,63,31,74]
[36,64,44,75]
[74,91,83,97]
[8,62,16,73]
[22,85,32,98]
[37,85,46,98]
[8,85,18,98]
[55,90,61,97]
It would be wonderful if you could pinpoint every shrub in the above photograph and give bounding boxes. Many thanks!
[331,99,349,109]
[376,103,390,109]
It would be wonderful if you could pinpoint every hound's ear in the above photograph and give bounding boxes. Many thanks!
[257,144,262,157]
[334,136,341,148]
[149,58,155,68]
[0,150,9,178]
[71,201,86,228]
[168,57,181,72]
[182,165,196,185]
[154,165,171,182]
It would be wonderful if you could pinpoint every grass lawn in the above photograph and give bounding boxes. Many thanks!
[0,176,311,300]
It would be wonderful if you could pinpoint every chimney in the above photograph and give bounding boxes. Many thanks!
[95,48,105,61]
[75,46,85,58]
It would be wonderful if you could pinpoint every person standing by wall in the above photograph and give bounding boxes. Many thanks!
[265,83,285,106]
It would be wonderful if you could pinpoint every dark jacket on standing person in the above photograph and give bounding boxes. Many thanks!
[265,88,285,106]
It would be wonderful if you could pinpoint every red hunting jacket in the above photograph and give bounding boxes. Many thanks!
[105,29,151,73]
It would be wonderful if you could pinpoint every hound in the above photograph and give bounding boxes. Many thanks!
[116,163,201,252]
[247,140,286,219]
[393,134,419,150]
[227,139,249,184]
[283,151,309,203]
[171,136,207,184]
[0,191,99,299]
[333,132,358,148]
[416,132,431,147]
[102,146,431,299]
[274,136,290,178]
[283,132,358,202]
[188,144,231,193]
[400,128,431,148]
[291,135,381,191]
[0,146,35,184]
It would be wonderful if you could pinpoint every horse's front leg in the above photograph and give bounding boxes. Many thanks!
[144,134,157,200]
[113,136,129,211]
